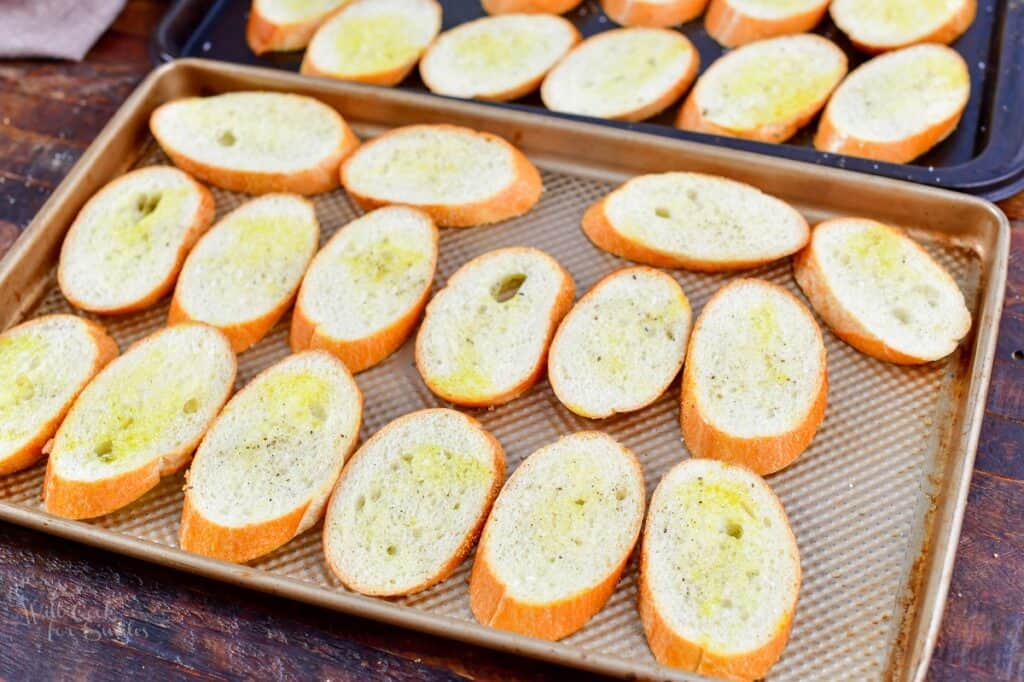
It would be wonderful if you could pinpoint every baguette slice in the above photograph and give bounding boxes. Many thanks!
[180,351,362,563]
[601,0,709,27]
[469,431,645,640]
[301,0,442,86]
[150,91,359,196]
[169,194,319,353]
[44,324,236,520]
[416,247,574,407]
[542,28,699,122]
[680,278,827,475]
[291,206,439,373]
[677,34,846,143]
[323,408,505,596]
[830,0,976,54]
[814,44,970,164]
[420,14,581,102]
[794,217,971,364]
[246,0,351,54]
[582,171,809,271]
[482,0,583,13]
[640,458,801,681]
[548,267,692,419]
[0,316,118,476]
[58,166,214,315]
[705,0,830,47]
[341,124,542,228]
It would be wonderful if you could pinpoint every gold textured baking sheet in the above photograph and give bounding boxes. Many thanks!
[0,60,1008,682]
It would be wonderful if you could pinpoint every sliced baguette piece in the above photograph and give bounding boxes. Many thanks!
[0,316,118,476]
[169,194,319,353]
[601,0,709,27]
[44,324,236,520]
[541,28,699,122]
[301,0,442,86]
[705,0,830,47]
[150,91,359,196]
[640,458,801,681]
[416,247,574,407]
[830,0,976,54]
[58,166,214,315]
[677,34,846,143]
[814,44,970,164]
[420,14,581,102]
[582,171,809,271]
[794,217,971,364]
[180,351,362,563]
[246,0,351,54]
[341,124,542,228]
[291,206,439,373]
[482,0,583,13]
[323,408,505,596]
[469,431,645,640]
[680,278,827,475]
[548,267,692,419]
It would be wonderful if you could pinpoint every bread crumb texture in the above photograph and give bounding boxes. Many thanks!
[728,0,825,20]
[257,0,348,23]
[832,0,964,46]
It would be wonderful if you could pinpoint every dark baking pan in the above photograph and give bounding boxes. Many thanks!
[151,0,1024,200]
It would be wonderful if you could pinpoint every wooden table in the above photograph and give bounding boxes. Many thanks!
[0,3,1021,679]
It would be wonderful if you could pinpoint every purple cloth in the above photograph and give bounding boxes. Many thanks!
[0,0,128,61]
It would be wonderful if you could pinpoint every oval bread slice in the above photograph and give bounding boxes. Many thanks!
[323,408,505,596]
[680,278,827,475]
[420,14,580,102]
[58,166,214,314]
[469,431,645,640]
[44,324,236,520]
[794,217,971,364]
[246,0,350,54]
[482,0,583,12]
[341,124,542,228]
[180,351,362,563]
[705,0,831,47]
[548,267,692,419]
[0,316,118,476]
[582,172,809,271]
[541,28,699,122]
[150,91,359,195]
[601,0,709,27]
[301,0,442,86]
[416,247,574,407]
[830,0,976,54]
[677,34,846,143]
[291,206,439,373]
[640,458,801,681]
[814,44,970,164]
[169,194,320,353]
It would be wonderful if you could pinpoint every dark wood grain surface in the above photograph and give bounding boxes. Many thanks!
[0,2,1021,680]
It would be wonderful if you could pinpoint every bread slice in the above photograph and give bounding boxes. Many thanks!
[830,0,976,54]
[341,124,542,228]
[291,206,438,373]
[58,166,214,315]
[416,247,574,407]
[301,0,442,86]
[44,323,236,520]
[323,408,505,596]
[582,171,809,271]
[705,0,830,47]
[814,44,970,164]
[601,0,709,27]
[548,267,691,419]
[420,14,581,102]
[0,316,118,477]
[168,194,319,353]
[246,0,350,54]
[794,217,971,364]
[482,0,583,13]
[541,28,699,122]
[639,458,801,681]
[680,278,826,475]
[677,34,846,143]
[150,91,359,196]
[180,351,362,563]
[469,431,645,640]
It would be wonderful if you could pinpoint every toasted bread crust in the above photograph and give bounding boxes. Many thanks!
[481,0,582,13]
[705,0,830,47]
[601,0,709,27]
[245,1,348,54]
[831,0,976,53]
